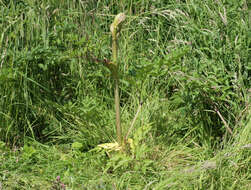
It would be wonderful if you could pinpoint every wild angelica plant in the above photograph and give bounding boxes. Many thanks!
[92,13,128,155]
[97,13,143,152]
[107,13,126,146]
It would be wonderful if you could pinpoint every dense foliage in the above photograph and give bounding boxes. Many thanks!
[0,0,250,189]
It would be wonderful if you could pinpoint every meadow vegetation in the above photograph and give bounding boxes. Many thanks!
[0,0,250,189]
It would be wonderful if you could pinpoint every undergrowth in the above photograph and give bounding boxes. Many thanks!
[0,0,250,189]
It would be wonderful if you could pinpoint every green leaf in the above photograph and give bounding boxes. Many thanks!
[72,142,83,150]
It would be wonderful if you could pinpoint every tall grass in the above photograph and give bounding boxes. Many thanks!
[0,0,250,189]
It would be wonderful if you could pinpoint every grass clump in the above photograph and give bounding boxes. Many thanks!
[0,0,250,189]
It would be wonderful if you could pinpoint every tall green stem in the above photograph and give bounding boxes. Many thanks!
[114,73,121,145]
[110,13,126,145]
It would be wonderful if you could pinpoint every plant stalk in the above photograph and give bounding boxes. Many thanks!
[114,74,122,145]
[110,13,126,145]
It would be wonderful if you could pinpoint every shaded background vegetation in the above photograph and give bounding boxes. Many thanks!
[1,0,249,147]
[0,0,250,189]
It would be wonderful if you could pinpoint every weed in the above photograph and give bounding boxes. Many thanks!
[0,0,250,189]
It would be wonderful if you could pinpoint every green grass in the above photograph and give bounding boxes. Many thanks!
[0,0,250,189]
